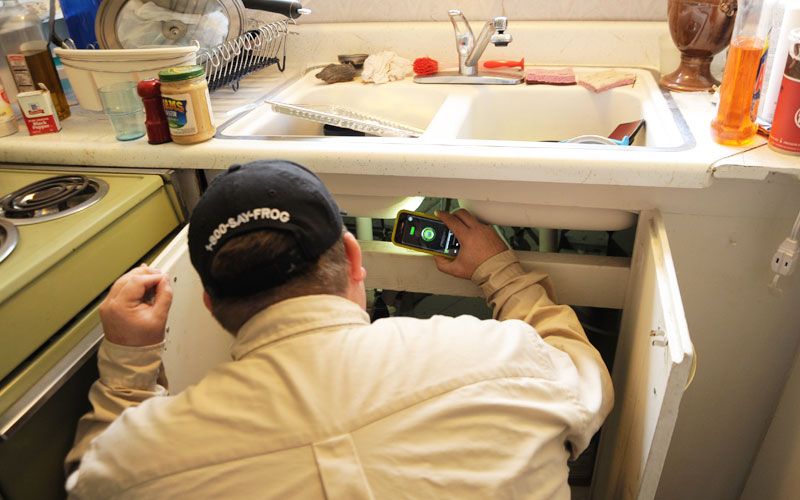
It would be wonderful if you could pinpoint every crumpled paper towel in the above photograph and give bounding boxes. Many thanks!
[361,51,412,84]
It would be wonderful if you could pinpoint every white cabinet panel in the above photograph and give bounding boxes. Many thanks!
[361,240,631,309]
[592,210,695,500]
[152,226,233,394]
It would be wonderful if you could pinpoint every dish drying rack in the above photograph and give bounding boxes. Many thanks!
[265,101,426,138]
[197,18,290,93]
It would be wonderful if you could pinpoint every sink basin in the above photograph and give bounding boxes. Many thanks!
[449,68,685,147]
[220,74,449,137]
[218,66,690,149]
[452,86,657,144]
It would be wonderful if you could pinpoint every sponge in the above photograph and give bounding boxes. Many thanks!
[578,70,636,93]
[525,67,576,85]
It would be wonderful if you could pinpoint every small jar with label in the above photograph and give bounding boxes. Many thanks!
[157,65,216,144]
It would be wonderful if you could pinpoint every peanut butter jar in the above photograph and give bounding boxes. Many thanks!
[158,65,216,144]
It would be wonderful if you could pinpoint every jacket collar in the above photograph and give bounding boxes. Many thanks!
[231,295,371,360]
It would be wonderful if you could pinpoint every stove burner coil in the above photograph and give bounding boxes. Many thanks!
[0,219,18,264]
[4,175,89,211]
[0,175,109,225]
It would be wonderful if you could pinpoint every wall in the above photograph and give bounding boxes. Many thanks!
[658,177,800,500]
[249,0,667,25]
[740,343,800,500]
[246,1,702,79]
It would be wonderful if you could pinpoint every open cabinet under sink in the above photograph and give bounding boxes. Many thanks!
[152,209,694,500]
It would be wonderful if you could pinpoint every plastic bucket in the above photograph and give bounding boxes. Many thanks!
[53,46,198,111]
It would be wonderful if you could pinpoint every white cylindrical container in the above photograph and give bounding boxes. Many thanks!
[768,28,800,154]
[757,0,800,127]
[0,79,19,137]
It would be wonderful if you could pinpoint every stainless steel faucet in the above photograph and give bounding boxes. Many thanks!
[414,10,522,85]
[449,10,512,76]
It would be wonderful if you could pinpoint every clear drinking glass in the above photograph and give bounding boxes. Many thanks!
[98,81,146,141]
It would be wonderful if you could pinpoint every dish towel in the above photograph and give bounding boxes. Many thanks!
[362,51,412,84]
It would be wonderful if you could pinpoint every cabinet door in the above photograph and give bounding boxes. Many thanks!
[151,225,234,394]
[592,210,695,500]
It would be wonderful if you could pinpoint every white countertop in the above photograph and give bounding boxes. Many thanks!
[0,21,797,193]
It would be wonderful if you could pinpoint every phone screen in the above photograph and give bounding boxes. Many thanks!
[392,211,460,257]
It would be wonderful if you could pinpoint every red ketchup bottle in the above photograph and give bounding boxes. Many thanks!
[137,78,172,144]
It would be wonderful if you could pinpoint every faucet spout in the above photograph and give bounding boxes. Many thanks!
[414,10,522,85]
[448,10,513,76]
[465,17,512,68]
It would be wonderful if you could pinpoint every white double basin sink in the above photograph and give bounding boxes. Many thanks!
[220,66,688,148]
[217,66,692,231]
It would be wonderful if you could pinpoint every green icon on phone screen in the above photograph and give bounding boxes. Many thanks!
[421,227,436,241]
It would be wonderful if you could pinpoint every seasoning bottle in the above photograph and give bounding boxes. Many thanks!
[768,28,800,155]
[0,0,47,105]
[21,40,70,120]
[137,78,172,144]
[157,65,216,144]
[711,0,770,146]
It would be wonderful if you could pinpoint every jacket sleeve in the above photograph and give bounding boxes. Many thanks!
[471,249,614,458]
[471,249,586,342]
[64,339,168,477]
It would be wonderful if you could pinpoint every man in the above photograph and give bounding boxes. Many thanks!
[65,159,613,499]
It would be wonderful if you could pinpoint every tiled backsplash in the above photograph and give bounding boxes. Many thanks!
[248,0,667,25]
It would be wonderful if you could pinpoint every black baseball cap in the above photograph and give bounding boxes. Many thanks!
[188,160,344,297]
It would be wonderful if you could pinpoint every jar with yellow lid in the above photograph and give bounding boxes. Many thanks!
[157,65,216,144]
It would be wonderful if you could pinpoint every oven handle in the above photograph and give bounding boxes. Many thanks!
[0,322,104,440]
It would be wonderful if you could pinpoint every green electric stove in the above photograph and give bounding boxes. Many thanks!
[0,166,185,435]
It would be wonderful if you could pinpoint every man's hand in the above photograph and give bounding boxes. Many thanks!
[99,264,173,347]
[434,209,508,279]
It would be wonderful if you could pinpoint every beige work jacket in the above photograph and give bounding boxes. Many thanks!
[66,250,613,499]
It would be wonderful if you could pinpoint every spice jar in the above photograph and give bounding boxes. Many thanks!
[157,65,215,144]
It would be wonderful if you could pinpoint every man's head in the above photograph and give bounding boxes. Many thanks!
[188,160,365,333]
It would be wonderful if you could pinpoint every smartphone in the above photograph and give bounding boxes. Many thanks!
[391,210,460,258]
